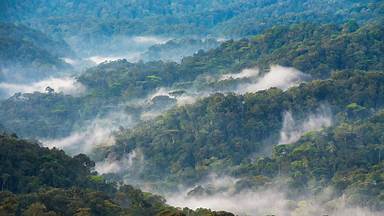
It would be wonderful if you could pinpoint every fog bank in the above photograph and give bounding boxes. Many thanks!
[166,174,381,216]
[279,106,332,144]
[0,76,85,98]
[236,65,309,94]
[42,109,133,155]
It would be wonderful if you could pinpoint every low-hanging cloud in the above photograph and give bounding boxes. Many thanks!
[219,67,260,81]
[167,188,289,216]
[236,65,309,94]
[42,108,133,155]
[116,65,310,127]
[95,148,144,174]
[166,174,382,216]
[154,65,308,109]
[0,76,86,98]
[279,106,332,144]
[86,52,142,64]
[166,173,287,215]
[132,36,169,45]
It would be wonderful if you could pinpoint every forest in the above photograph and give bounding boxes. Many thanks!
[0,0,384,215]
[0,23,73,83]
[0,21,383,140]
[0,133,234,215]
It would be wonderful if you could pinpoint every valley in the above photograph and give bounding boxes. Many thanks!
[0,1,383,215]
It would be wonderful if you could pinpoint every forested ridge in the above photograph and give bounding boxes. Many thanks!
[0,133,233,216]
[107,71,384,184]
[0,1,384,214]
[0,22,73,82]
[232,110,384,210]
[0,21,382,140]
[79,21,384,98]
[1,0,382,39]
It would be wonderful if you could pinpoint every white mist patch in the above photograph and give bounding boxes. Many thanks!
[220,67,260,80]
[42,109,133,154]
[166,174,382,216]
[148,87,172,100]
[86,52,142,64]
[95,149,144,174]
[236,65,308,94]
[83,36,169,64]
[166,173,289,215]
[168,189,289,215]
[147,87,199,106]
[136,65,308,119]
[279,106,332,144]
[0,76,86,97]
[61,57,77,65]
[132,36,169,45]
[292,201,382,216]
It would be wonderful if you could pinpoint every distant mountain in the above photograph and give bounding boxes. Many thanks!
[0,21,382,139]
[0,22,74,83]
[0,1,384,215]
[1,0,382,49]
[142,38,220,62]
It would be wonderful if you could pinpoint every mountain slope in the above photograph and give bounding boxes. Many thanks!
[106,71,384,185]
[1,0,382,49]
[0,133,233,216]
[0,23,73,82]
[0,21,382,139]
[2,1,382,37]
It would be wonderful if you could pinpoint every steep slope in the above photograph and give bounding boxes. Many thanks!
[0,133,233,216]
[0,22,382,140]
[0,23,73,82]
[105,71,384,186]
[79,22,384,98]
[142,38,220,62]
[230,110,384,211]
[1,0,382,49]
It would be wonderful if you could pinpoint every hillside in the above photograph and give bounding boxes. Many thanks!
[1,0,382,51]
[0,23,73,83]
[0,1,384,215]
[0,21,382,140]
[106,71,384,185]
[0,133,233,216]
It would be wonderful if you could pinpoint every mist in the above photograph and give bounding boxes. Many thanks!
[220,67,260,81]
[0,76,86,98]
[235,65,309,94]
[67,35,171,63]
[93,65,311,177]
[96,148,144,174]
[42,108,133,155]
[165,174,382,216]
[279,106,332,144]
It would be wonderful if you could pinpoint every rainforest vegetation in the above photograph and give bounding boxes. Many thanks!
[1,0,384,215]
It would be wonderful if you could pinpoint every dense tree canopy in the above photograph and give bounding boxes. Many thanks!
[0,21,383,141]
[1,0,382,39]
[0,22,73,82]
[106,71,384,186]
[1,1,384,215]
[231,110,384,210]
[0,133,233,216]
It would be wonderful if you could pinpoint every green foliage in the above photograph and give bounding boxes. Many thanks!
[142,38,220,62]
[0,22,73,82]
[1,0,382,40]
[108,71,384,185]
[0,133,231,215]
[272,111,384,209]
[1,21,382,139]
[79,21,384,99]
